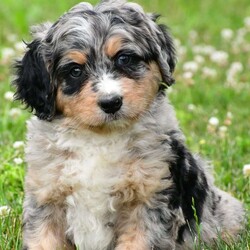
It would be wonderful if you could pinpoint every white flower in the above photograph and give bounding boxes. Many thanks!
[244,17,250,29]
[231,29,246,54]
[210,51,228,66]
[207,117,219,133]
[202,67,217,79]
[187,104,196,111]
[221,28,234,41]
[243,164,250,176]
[219,126,228,138]
[226,62,243,86]
[178,46,187,59]
[183,61,199,73]
[0,206,11,217]
[9,108,22,118]
[208,117,219,126]
[14,42,26,53]
[1,48,15,62]
[7,34,17,43]
[13,141,24,149]
[4,91,14,101]
[219,126,228,132]
[226,71,236,86]
[193,45,215,56]
[174,39,181,48]
[226,112,233,119]
[182,71,193,79]
[13,157,23,165]
[194,55,205,65]
[182,71,194,85]
[230,62,243,74]
[174,38,185,59]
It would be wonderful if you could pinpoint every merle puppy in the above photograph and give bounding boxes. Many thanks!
[13,0,245,249]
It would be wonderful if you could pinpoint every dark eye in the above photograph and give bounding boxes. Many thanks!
[116,54,132,67]
[70,66,82,78]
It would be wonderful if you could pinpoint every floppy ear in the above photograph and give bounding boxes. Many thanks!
[156,23,176,86]
[13,39,56,120]
[147,14,176,87]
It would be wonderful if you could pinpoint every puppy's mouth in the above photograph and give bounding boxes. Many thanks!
[103,112,122,122]
[86,111,133,133]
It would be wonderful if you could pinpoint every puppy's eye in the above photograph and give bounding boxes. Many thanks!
[70,66,82,78]
[116,55,132,66]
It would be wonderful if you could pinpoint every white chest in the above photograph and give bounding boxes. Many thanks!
[60,132,129,250]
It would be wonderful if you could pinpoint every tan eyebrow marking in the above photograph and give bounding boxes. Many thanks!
[66,51,87,64]
[104,36,123,58]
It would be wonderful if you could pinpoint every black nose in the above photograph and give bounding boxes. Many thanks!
[98,95,123,114]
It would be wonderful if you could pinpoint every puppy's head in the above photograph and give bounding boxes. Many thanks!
[13,0,176,130]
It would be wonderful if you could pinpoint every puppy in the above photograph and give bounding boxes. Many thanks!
[13,0,245,249]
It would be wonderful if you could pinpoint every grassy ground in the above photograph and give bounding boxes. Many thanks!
[0,0,249,249]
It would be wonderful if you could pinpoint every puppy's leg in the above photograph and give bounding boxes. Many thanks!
[201,188,245,243]
[218,190,245,238]
[115,205,150,250]
[115,203,181,250]
[22,196,75,250]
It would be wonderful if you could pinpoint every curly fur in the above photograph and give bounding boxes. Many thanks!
[13,1,245,249]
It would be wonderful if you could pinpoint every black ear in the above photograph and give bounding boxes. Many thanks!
[13,39,55,120]
[155,23,176,87]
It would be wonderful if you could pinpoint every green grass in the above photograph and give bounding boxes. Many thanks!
[0,0,249,249]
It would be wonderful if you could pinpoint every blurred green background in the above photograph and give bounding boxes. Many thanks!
[0,0,250,43]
